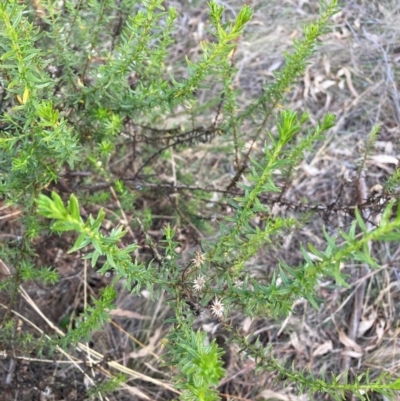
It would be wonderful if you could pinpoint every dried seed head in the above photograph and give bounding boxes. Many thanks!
[192,250,206,268]
[192,275,206,293]
[211,298,224,319]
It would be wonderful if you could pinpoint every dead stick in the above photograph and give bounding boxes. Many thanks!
[340,176,372,395]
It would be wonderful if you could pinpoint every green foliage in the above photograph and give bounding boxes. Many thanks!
[86,373,127,398]
[241,337,400,401]
[166,326,225,401]
[1,0,399,400]
[36,192,156,293]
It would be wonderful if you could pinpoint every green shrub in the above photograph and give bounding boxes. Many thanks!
[1,0,400,400]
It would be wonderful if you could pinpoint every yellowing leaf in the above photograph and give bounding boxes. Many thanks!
[22,87,30,104]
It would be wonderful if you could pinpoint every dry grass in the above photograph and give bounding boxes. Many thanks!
[1,0,400,400]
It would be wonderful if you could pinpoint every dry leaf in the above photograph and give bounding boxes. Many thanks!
[242,317,252,334]
[337,67,359,97]
[369,155,398,165]
[375,319,385,342]
[323,54,331,75]
[341,349,363,359]
[312,340,333,357]
[301,163,320,176]
[338,330,362,353]
[110,309,151,320]
[129,327,162,358]
[357,311,377,338]
[319,79,336,90]
[290,332,306,354]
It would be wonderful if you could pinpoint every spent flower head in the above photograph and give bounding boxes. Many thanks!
[210,298,224,319]
[192,249,206,268]
[192,275,206,293]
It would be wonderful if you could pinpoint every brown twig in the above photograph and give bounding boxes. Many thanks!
[340,175,372,396]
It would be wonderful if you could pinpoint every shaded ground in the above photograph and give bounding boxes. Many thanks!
[1,0,400,400]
